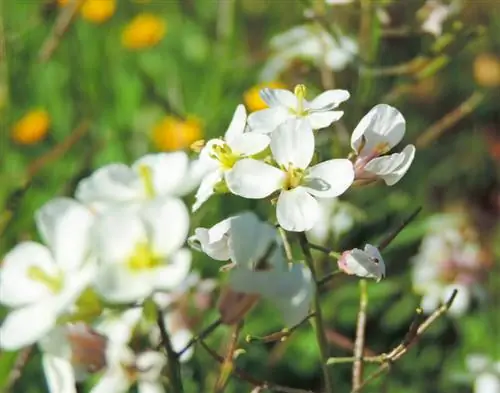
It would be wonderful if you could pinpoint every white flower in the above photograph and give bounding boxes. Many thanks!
[306,198,355,244]
[193,105,270,211]
[247,84,349,133]
[76,151,205,212]
[338,244,385,281]
[92,197,191,303]
[260,25,357,81]
[419,0,461,37]
[0,198,96,350]
[351,104,416,186]
[466,354,500,393]
[227,120,354,232]
[218,212,314,326]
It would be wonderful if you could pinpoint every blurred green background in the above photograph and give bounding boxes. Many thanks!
[0,0,499,392]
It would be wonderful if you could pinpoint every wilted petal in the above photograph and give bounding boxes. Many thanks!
[271,119,314,169]
[304,159,354,197]
[307,111,344,129]
[228,132,270,156]
[351,104,406,154]
[260,88,297,108]
[154,249,192,290]
[308,90,350,111]
[36,198,93,271]
[338,244,385,281]
[224,105,247,142]
[277,188,320,232]
[0,300,58,350]
[141,197,189,256]
[42,353,77,393]
[365,144,415,185]
[94,208,147,264]
[0,242,55,307]
[226,159,284,198]
[192,170,223,212]
[247,107,290,133]
[133,152,189,197]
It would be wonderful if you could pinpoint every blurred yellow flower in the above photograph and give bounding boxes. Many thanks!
[122,14,166,50]
[243,81,286,112]
[11,110,50,145]
[473,53,500,87]
[57,0,116,24]
[152,116,202,152]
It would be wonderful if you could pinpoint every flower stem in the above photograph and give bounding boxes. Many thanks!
[298,232,334,393]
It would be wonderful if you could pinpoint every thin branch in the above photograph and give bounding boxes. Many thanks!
[298,232,334,393]
[278,227,294,262]
[377,206,422,251]
[176,317,222,358]
[200,340,315,393]
[38,0,83,62]
[157,307,184,393]
[246,312,316,344]
[416,91,485,148]
[215,321,243,393]
[352,280,368,390]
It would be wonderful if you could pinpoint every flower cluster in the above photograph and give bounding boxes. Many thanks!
[1,83,415,392]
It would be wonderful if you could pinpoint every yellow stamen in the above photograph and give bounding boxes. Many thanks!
[138,164,155,199]
[27,266,63,293]
[190,139,206,153]
[210,143,239,170]
[293,84,307,115]
[127,243,158,271]
[283,166,304,190]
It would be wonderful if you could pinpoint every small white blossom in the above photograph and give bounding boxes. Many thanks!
[193,105,270,211]
[260,25,357,81]
[92,197,191,303]
[351,104,415,186]
[76,151,205,212]
[338,244,385,281]
[0,198,96,350]
[466,354,500,393]
[227,120,354,232]
[248,85,349,133]
[419,0,461,37]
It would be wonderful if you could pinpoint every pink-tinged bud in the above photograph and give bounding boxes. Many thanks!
[217,286,260,325]
[337,244,385,281]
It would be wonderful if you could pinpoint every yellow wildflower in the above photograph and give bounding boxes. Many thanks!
[122,14,166,50]
[11,110,50,145]
[243,81,286,112]
[474,53,500,88]
[57,0,116,24]
[152,116,203,152]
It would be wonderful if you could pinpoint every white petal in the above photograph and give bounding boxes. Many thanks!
[75,164,142,209]
[36,198,93,271]
[175,158,211,196]
[189,217,233,261]
[133,152,189,197]
[89,369,130,393]
[137,351,165,383]
[351,104,406,154]
[227,133,270,156]
[0,301,58,350]
[271,119,314,169]
[307,111,344,129]
[93,208,147,264]
[141,197,189,256]
[338,247,385,281]
[153,249,192,290]
[139,382,164,393]
[192,170,223,212]
[304,159,354,197]
[276,188,320,232]
[94,309,142,344]
[94,264,154,304]
[228,212,278,268]
[0,242,54,307]
[226,159,284,199]
[224,105,248,143]
[365,144,415,185]
[474,372,500,393]
[42,353,77,393]
[169,327,194,362]
[308,90,350,111]
[260,88,297,108]
[247,107,290,133]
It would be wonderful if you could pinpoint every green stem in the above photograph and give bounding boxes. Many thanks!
[298,232,334,393]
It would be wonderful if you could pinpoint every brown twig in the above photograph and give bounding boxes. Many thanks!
[38,0,83,62]
[377,206,422,251]
[416,91,485,148]
[200,340,315,393]
[246,312,316,344]
[352,280,368,390]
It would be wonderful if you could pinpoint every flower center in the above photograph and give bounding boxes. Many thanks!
[293,84,308,116]
[127,242,160,271]
[138,164,155,199]
[283,165,304,190]
[27,266,64,293]
[210,142,240,170]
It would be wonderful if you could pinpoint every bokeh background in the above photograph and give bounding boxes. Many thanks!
[0,0,499,392]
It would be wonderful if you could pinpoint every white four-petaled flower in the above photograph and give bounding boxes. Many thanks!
[227,120,354,231]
